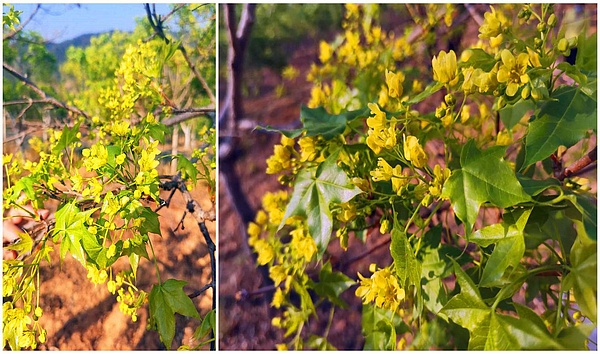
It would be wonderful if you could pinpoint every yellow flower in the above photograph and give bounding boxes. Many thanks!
[290,227,317,261]
[298,136,318,162]
[82,143,108,171]
[479,6,508,39]
[391,165,407,195]
[247,222,262,241]
[527,47,542,67]
[385,70,404,98]
[432,50,458,86]
[365,103,397,154]
[404,136,428,168]
[319,41,333,63]
[356,266,405,311]
[370,158,393,182]
[497,49,530,97]
[337,202,357,223]
[138,148,159,172]
[489,33,503,48]
[271,288,285,308]
[115,153,126,165]
[254,239,274,265]
[269,265,287,286]
[460,105,471,123]
[429,164,451,197]
[496,129,512,146]
[366,102,386,130]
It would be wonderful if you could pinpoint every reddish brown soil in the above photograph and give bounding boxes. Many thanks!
[8,164,216,350]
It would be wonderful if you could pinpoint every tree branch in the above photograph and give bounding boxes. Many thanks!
[558,146,597,181]
[144,3,216,105]
[158,173,216,350]
[161,106,215,126]
[3,4,41,41]
[3,62,90,119]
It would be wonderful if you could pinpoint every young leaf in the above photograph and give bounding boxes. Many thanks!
[390,223,420,288]
[259,105,370,140]
[149,279,200,349]
[137,207,161,236]
[52,122,81,154]
[523,85,596,168]
[311,261,355,308]
[566,235,597,324]
[52,203,98,265]
[278,154,363,256]
[441,140,531,235]
[193,309,216,342]
[404,81,443,105]
[439,262,491,350]
[499,99,535,130]
[176,154,199,184]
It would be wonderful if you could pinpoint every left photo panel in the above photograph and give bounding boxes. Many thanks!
[3,3,216,350]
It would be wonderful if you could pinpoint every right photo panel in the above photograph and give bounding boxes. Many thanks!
[218,4,597,350]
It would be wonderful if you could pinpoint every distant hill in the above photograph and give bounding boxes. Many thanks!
[46,31,112,64]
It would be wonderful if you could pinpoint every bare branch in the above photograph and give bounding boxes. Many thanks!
[558,146,597,181]
[3,99,49,106]
[161,106,215,126]
[3,4,41,41]
[3,62,90,119]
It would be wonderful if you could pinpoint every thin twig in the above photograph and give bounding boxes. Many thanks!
[558,146,597,181]
[3,63,90,119]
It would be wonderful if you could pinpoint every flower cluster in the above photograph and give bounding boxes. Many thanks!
[356,264,405,312]
[365,103,397,154]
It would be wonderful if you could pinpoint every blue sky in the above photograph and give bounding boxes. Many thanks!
[10,3,172,43]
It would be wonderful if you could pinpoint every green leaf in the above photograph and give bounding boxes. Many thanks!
[420,247,448,314]
[485,312,562,350]
[193,309,216,342]
[567,235,597,324]
[441,140,531,235]
[523,86,597,167]
[404,81,443,105]
[556,324,596,349]
[390,222,420,287]
[564,193,597,241]
[460,48,497,71]
[52,122,81,154]
[557,61,588,86]
[149,279,200,349]
[439,262,491,350]
[52,203,98,266]
[137,207,161,236]
[148,123,167,143]
[499,99,535,130]
[362,305,405,350]
[14,176,36,202]
[279,154,363,256]
[471,208,531,248]
[442,263,563,349]
[475,213,529,288]
[576,32,597,72]
[306,335,337,350]
[311,262,354,308]
[176,154,198,184]
[5,228,33,256]
[260,105,370,140]
[105,145,121,168]
[516,175,560,196]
